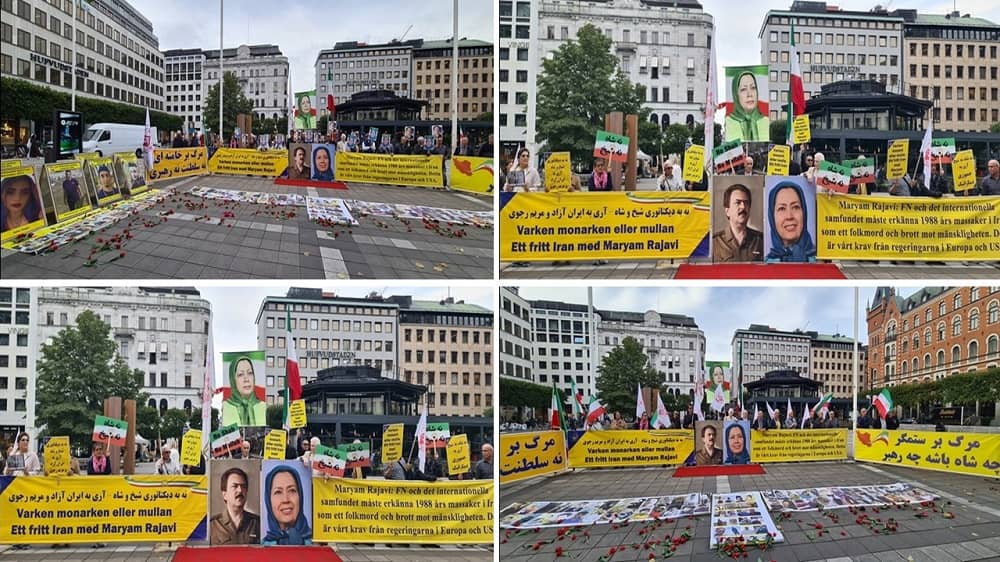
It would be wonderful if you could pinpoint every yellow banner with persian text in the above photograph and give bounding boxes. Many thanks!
[208,148,287,177]
[566,430,694,469]
[147,147,208,182]
[500,192,711,261]
[313,479,493,544]
[816,193,1000,261]
[335,152,443,188]
[750,429,848,463]
[499,430,567,484]
[854,429,1000,478]
[0,475,208,544]
[450,156,493,194]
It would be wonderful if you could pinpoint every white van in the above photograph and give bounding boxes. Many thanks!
[82,123,158,157]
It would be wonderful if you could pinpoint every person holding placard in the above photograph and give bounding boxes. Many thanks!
[505,148,540,192]
[587,157,615,191]
[86,442,112,475]
[4,433,40,475]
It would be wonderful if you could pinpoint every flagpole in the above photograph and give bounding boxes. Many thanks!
[218,0,224,142]
[588,287,597,405]
[852,287,859,436]
[450,0,458,156]
[71,2,78,111]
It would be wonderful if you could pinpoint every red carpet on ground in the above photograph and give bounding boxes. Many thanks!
[673,464,766,477]
[273,178,349,190]
[173,546,342,562]
[675,263,845,279]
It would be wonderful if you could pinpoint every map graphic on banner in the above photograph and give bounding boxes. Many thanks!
[500,493,711,529]
[710,492,783,548]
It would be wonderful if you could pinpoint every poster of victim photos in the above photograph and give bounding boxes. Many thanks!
[760,483,938,513]
[499,493,710,529]
[188,186,307,207]
[306,196,358,226]
[710,492,783,548]
[345,200,493,227]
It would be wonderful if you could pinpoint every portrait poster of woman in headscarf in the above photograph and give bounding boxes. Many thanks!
[221,351,267,426]
[723,65,770,143]
[723,421,752,465]
[260,461,313,546]
[764,176,817,263]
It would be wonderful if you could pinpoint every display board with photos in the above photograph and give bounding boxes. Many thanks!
[760,483,938,513]
[500,493,711,529]
[710,492,783,548]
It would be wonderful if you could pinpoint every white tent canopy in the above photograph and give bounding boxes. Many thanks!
[636,150,652,161]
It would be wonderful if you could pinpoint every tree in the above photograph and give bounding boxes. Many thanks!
[35,311,143,451]
[595,336,664,417]
[770,119,789,145]
[201,71,253,137]
[536,24,645,165]
[662,124,695,158]
[188,407,219,433]
[475,111,493,122]
[267,404,285,430]
[691,122,723,149]
[990,123,1000,134]
[499,377,551,410]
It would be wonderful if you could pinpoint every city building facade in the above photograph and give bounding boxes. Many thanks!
[36,287,211,414]
[901,11,1000,132]
[0,288,38,452]
[497,0,538,157]
[810,334,867,399]
[732,325,812,387]
[500,287,533,383]
[759,1,904,122]
[413,38,493,121]
[530,300,596,400]
[597,309,705,399]
[162,48,205,134]
[314,39,418,116]
[255,288,399,406]
[866,286,1000,388]
[203,44,289,125]
[397,297,493,417]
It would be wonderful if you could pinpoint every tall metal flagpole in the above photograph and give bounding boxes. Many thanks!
[71,2,78,111]
[851,287,860,437]
[450,0,459,161]
[218,0,224,141]
[588,288,596,401]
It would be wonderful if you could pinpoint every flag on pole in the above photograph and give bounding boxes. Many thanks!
[550,386,566,431]
[919,118,934,190]
[287,69,294,136]
[786,397,793,422]
[283,309,303,428]
[585,396,606,428]
[703,26,718,172]
[753,403,759,423]
[415,401,428,472]
[801,400,813,428]
[570,379,583,417]
[786,21,805,145]
[143,107,154,171]
[812,393,833,416]
[765,401,776,421]
[652,392,671,428]
[200,315,215,453]
[873,389,894,418]
[635,383,647,421]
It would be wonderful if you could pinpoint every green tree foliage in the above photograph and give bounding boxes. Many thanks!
[187,407,219,433]
[990,123,1000,134]
[267,404,285,430]
[1,77,182,133]
[536,24,645,164]
[770,119,789,145]
[595,336,664,417]
[662,124,695,159]
[499,377,551,410]
[201,71,253,137]
[874,366,1000,422]
[35,311,143,451]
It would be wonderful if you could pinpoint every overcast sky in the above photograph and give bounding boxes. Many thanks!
[131,0,493,93]
[510,286,895,363]
[196,285,494,388]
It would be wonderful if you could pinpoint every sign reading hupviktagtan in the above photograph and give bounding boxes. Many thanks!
[500,191,711,262]
[312,479,494,544]
[499,430,567,484]
[0,475,208,544]
[886,139,908,179]
[593,130,629,163]
[334,152,443,187]
[381,424,404,464]
[446,434,470,475]
[683,145,705,183]
[543,152,571,192]
[566,430,694,469]
[952,150,976,192]
[767,144,790,176]
[749,429,847,463]
[854,428,1000,478]
[147,147,208,182]
[816,194,1000,261]
[209,148,287,177]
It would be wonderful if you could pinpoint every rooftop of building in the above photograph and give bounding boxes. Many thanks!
[870,287,949,314]
[203,44,284,60]
[400,299,492,315]
[909,12,998,27]
[596,309,698,329]
[162,49,204,58]
[413,38,494,52]
[315,38,492,66]
[540,0,703,8]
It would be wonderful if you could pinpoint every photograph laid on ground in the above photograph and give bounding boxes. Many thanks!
[499,285,1000,560]
[1,0,493,280]
[0,284,495,560]
[498,2,1000,282]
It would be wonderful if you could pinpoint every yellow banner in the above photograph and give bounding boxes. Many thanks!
[566,430,694,469]
[335,152,443,188]
[767,145,790,176]
[381,424,403,463]
[147,147,208,182]
[208,148,287,177]
[500,192,711,262]
[313,479,493,544]
[288,399,307,429]
[447,434,470,474]
[750,429,847,463]
[854,428,1000,478]
[43,437,71,476]
[952,150,976,192]
[816,193,1000,261]
[499,430,566,484]
[0,475,208,543]
[544,153,571,192]
[180,430,202,466]
[792,115,811,144]
[683,145,705,183]
[73,152,101,161]
[0,166,47,243]
[264,429,287,460]
[886,139,908,179]
[450,156,494,194]
[0,159,21,169]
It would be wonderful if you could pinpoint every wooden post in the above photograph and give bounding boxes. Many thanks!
[103,397,122,474]
[625,114,638,191]
[605,112,624,191]
[123,399,136,475]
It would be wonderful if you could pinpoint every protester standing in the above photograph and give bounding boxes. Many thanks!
[978,160,1000,195]
[473,443,493,479]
